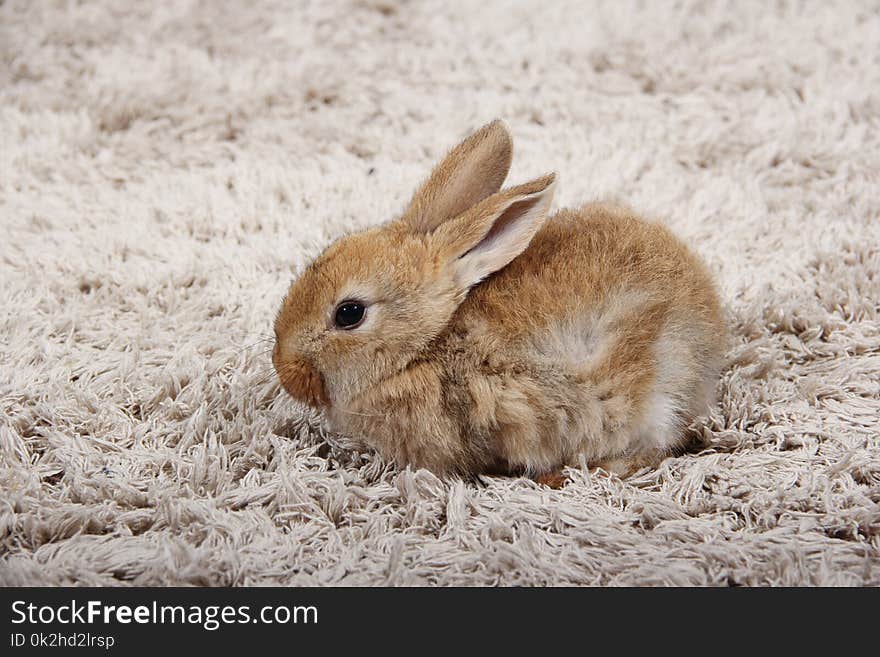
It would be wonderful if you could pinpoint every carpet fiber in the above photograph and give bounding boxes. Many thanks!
[1,0,879,586]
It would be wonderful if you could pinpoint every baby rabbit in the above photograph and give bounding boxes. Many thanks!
[273,120,726,485]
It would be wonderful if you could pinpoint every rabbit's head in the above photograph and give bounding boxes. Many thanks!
[273,120,555,409]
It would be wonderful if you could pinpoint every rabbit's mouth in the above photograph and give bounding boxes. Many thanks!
[274,354,330,409]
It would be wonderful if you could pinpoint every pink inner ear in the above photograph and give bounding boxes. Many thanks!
[461,197,534,259]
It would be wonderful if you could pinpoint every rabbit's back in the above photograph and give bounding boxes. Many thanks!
[444,203,726,474]
[458,203,722,340]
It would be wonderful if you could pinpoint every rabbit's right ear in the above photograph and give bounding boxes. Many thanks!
[400,120,513,233]
[430,173,556,292]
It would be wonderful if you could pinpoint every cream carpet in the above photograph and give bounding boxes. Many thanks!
[1,0,878,586]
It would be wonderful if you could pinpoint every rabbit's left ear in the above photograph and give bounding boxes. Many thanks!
[401,120,513,233]
[431,174,556,291]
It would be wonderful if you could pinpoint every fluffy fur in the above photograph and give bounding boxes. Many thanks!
[1,0,878,586]
[274,122,727,480]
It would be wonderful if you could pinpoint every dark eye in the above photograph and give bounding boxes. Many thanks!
[334,300,366,329]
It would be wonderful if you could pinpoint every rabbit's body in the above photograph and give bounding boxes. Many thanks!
[274,121,726,483]
[324,203,724,478]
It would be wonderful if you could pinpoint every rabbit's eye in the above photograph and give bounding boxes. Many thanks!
[334,300,366,329]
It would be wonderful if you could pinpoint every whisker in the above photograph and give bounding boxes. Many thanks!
[333,407,385,418]
[233,338,275,355]
[253,372,280,387]
[244,348,274,361]
[253,365,281,378]
[243,362,277,376]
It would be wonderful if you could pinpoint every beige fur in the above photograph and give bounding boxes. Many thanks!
[274,122,727,481]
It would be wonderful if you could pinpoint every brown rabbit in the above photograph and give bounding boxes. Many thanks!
[273,120,726,485]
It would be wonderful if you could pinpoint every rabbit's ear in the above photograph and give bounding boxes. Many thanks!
[401,120,513,233]
[432,174,556,291]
